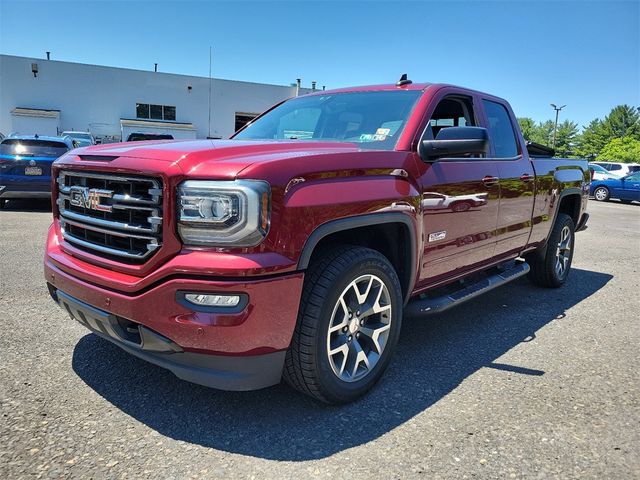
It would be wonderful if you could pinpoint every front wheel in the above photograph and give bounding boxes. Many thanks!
[284,246,403,404]
[527,213,575,288]
[593,186,610,202]
[0,199,6,209]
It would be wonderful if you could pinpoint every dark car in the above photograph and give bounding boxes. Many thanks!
[590,171,640,203]
[126,132,174,142]
[0,135,74,208]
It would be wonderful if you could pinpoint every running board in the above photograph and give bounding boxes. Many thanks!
[405,261,530,318]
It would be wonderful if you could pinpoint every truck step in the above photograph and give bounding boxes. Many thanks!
[404,261,530,318]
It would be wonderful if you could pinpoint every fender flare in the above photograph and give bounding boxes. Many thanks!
[297,212,418,304]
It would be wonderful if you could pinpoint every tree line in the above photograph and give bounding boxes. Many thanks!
[517,105,640,162]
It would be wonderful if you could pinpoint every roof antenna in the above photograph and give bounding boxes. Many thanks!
[396,73,412,86]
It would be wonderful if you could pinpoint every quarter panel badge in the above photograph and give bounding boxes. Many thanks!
[428,231,447,242]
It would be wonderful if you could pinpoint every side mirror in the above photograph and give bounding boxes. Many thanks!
[419,126,489,161]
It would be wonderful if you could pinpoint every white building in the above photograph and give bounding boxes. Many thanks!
[0,54,312,142]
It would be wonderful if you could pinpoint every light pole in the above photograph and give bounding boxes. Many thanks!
[551,103,566,149]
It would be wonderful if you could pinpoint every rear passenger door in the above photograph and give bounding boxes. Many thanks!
[480,99,536,260]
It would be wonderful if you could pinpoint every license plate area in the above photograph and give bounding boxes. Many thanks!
[24,167,43,175]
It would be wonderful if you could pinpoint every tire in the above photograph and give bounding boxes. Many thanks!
[527,213,575,288]
[593,186,610,202]
[451,201,471,213]
[284,246,403,404]
[0,199,5,209]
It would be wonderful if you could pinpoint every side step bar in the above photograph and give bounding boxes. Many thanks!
[405,261,530,318]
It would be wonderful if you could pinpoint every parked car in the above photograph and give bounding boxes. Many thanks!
[126,132,174,142]
[588,163,618,181]
[592,161,640,178]
[45,79,589,404]
[590,171,640,203]
[61,131,95,148]
[0,135,74,208]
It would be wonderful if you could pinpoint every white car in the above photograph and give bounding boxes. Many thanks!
[592,162,640,178]
[588,163,618,181]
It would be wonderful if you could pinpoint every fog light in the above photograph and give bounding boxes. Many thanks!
[184,293,240,307]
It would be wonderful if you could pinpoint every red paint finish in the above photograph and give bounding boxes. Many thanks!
[45,81,589,371]
[45,257,304,355]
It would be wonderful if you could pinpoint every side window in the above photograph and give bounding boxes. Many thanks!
[609,164,621,171]
[425,96,475,140]
[482,100,519,158]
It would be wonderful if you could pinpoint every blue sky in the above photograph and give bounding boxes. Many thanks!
[1,0,638,127]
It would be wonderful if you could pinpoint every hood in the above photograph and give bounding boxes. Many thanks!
[71,139,362,178]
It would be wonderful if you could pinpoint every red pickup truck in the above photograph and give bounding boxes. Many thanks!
[45,78,589,404]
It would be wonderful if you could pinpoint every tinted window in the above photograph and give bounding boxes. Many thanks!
[233,91,422,151]
[0,139,68,157]
[609,164,622,171]
[136,103,150,118]
[483,100,518,158]
[163,106,176,121]
[149,104,163,120]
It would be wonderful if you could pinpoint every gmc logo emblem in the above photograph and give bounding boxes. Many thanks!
[69,186,113,212]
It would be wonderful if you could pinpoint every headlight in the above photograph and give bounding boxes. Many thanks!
[177,180,270,246]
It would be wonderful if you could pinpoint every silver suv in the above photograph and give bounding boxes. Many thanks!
[593,162,640,178]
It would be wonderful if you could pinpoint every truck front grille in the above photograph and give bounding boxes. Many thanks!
[57,171,163,264]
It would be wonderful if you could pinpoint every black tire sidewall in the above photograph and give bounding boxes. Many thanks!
[312,252,403,403]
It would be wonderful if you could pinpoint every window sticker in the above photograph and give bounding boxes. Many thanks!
[359,134,374,142]
[372,134,387,141]
[376,128,391,136]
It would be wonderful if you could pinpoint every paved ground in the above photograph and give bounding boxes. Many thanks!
[0,199,638,479]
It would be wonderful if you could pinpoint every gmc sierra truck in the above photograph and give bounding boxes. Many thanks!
[45,78,589,404]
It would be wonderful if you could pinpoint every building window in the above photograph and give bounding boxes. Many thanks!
[136,103,177,121]
[235,112,259,132]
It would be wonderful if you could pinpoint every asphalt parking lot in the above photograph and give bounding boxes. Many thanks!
[0,199,638,479]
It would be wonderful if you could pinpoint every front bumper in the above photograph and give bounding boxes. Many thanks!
[45,258,305,391]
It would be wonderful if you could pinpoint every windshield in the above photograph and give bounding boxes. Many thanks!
[0,139,69,157]
[589,164,608,173]
[64,132,92,140]
[233,90,422,150]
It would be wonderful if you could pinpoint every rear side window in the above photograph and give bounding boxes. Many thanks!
[0,139,69,157]
[609,164,622,171]
[483,100,519,158]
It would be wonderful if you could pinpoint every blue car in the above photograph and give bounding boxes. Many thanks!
[590,171,640,203]
[0,135,74,208]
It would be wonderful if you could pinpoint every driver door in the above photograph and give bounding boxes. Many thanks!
[415,92,500,287]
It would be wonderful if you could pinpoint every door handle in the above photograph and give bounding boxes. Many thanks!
[482,175,499,187]
[520,173,535,182]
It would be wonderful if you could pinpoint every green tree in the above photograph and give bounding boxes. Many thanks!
[601,105,640,140]
[554,120,580,157]
[517,117,537,142]
[598,137,640,162]
[575,119,607,158]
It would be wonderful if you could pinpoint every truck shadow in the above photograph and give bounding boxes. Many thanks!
[0,199,51,212]
[72,267,612,461]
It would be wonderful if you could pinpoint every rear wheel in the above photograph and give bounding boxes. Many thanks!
[0,199,6,209]
[284,246,403,404]
[593,186,610,202]
[527,213,575,288]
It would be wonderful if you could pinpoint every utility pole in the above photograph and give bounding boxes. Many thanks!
[551,103,566,149]
[208,46,212,138]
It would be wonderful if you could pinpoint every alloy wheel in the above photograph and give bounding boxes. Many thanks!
[326,274,392,382]
[554,225,572,279]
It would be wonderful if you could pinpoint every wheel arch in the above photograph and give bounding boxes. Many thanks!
[298,213,417,304]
